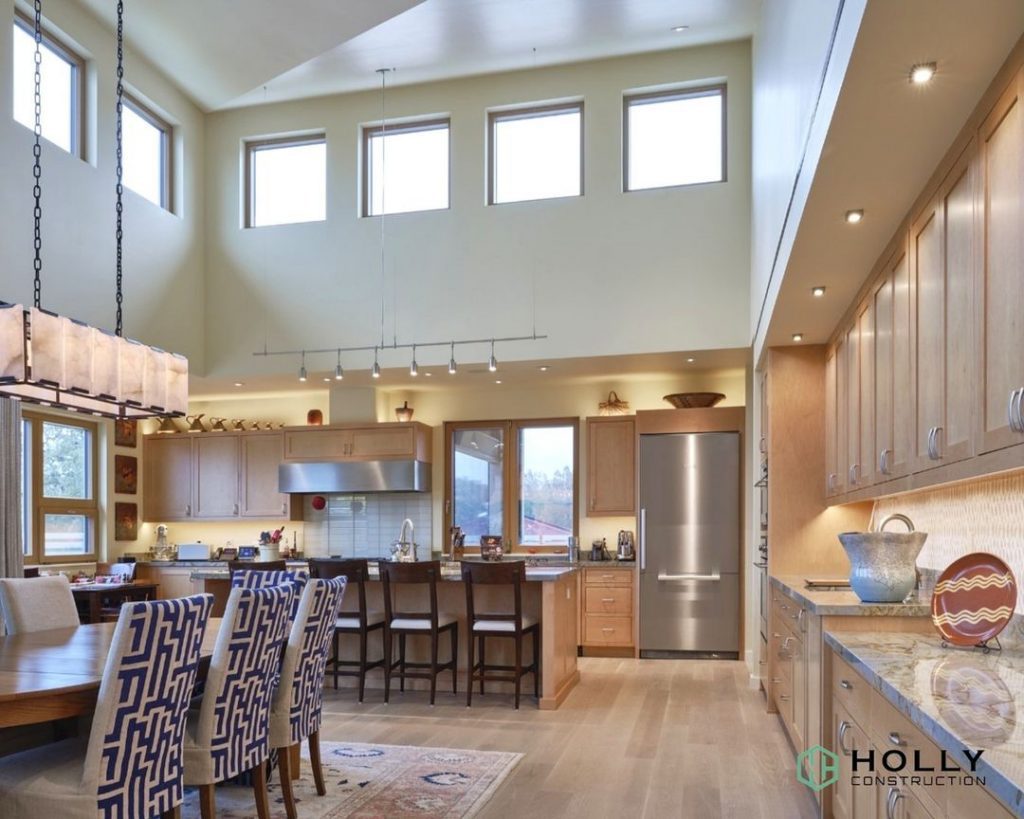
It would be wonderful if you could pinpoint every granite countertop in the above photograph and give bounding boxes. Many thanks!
[826,630,1024,816]
[771,574,932,616]
[191,564,581,583]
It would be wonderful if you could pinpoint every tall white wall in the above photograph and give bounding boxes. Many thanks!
[0,0,206,367]
[203,42,752,381]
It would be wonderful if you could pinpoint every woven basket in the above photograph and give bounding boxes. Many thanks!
[598,391,630,416]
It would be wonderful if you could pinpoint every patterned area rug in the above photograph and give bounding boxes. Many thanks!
[182,741,522,818]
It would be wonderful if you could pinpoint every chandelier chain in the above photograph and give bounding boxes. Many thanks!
[31,0,43,309]
[114,0,125,336]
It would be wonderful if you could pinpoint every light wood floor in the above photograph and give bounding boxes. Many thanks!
[319,657,817,818]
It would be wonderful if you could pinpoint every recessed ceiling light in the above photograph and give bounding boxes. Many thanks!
[845,209,864,224]
[909,62,936,85]
[671,25,689,32]
[686,357,695,364]
[323,377,331,383]
[233,382,244,387]
[495,380,502,384]
[538,365,549,372]
[424,372,432,377]
[812,286,826,297]
[792,333,804,342]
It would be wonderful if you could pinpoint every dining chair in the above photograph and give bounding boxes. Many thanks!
[462,561,540,709]
[379,560,458,706]
[269,576,348,819]
[230,567,309,621]
[309,558,385,701]
[0,575,81,633]
[183,584,294,819]
[0,593,214,819]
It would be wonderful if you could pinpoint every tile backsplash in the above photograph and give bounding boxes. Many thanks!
[873,471,1024,611]
[302,493,432,560]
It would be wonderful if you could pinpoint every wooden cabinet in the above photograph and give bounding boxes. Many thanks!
[976,75,1024,455]
[240,434,288,518]
[282,423,431,462]
[833,701,876,819]
[143,436,193,521]
[580,567,634,653]
[857,300,876,487]
[825,348,839,496]
[136,565,201,600]
[845,323,862,489]
[192,435,240,518]
[585,417,636,516]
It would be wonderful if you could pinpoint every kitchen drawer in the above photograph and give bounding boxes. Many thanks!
[774,672,794,727]
[583,568,632,587]
[870,692,947,817]
[583,615,633,646]
[770,628,795,682]
[584,585,633,615]
[877,783,938,819]
[832,651,871,728]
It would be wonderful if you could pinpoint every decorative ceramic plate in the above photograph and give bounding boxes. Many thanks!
[931,553,1017,646]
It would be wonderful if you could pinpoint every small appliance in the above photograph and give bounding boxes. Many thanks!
[616,530,635,561]
[590,538,609,561]
[237,545,258,560]
[176,543,209,561]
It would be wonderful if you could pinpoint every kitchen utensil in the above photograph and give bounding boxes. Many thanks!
[931,552,1017,647]
[395,401,414,422]
[662,392,726,409]
[598,391,630,415]
[617,530,635,560]
[838,513,927,602]
[480,535,504,561]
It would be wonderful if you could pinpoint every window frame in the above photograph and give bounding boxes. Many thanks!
[12,9,86,158]
[123,91,173,211]
[361,117,451,217]
[487,101,584,206]
[244,132,328,229]
[22,410,99,565]
[444,417,580,553]
[622,83,727,193]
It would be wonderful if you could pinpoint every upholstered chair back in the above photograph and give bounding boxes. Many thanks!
[82,594,213,818]
[270,577,347,748]
[189,585,293,783]
[230,568,308,620]
[0,575,80,633]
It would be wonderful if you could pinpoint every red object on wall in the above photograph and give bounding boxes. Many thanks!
[311,495,327,511]
[307,409,324,425]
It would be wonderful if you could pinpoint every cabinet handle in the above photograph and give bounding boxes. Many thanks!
[827,473,837,493]
[601,597,615,604]
[848,464,859,485]
[840,679,853,690]
[778,693,791,701]
[1012,388,1024,434]
[185,504,191,516]
[1008,390,1019,433]
[281,502,287,514]
[601,627,614,633]
[771,677,781,684]
[888,731,906,747]
[233,503,239,516]
[926,427,936,460]
[932,426,943,459]
[879,448,892,475]
[759,436,767,454]
[838,720,852,755]
[886,786,904,819]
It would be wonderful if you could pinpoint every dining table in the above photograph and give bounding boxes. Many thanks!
[0,618,220,730]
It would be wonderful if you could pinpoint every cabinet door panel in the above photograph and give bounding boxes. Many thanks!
[858,301,876,486]
[587,418,636,515]
[350,426,416,458]
[825,348,839,496]
[836,336,849,494]
[891,248,914,478]
[143,437,193,521]
[874,275,894,482]
[978,78,1024,453]
[241,433,287,518]
[914,204,944,470]
[193,436,240,518]
[846,324,861,488]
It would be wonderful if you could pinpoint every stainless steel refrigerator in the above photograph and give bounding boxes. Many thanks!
[639,431,741,658]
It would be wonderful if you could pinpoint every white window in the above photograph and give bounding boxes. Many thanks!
[363,119,449,216]
[11,14,83,155]
[246,135,327,228]
[489,102,582,205]
[624,85,725,191]
[123,94,172,209]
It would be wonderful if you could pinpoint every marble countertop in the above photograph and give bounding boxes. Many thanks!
[191,564,581,583]
[826,630,1024,816]
[771,574,932,616]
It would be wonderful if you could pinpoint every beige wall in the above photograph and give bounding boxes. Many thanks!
[202,42,752,382]
[0,0,207,367]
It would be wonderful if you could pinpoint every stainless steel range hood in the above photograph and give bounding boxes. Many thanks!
[278,460,431,494]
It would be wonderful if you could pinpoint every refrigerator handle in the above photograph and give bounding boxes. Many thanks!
[639,507,646,572]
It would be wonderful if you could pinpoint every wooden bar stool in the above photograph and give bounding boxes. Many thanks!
[309,558,386,702]
[462,561,540,709]
[379,561,458,706]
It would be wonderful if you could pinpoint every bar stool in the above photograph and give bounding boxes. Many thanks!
[309,559,385,701]
[379,561,458,706]
[462,561,540,709]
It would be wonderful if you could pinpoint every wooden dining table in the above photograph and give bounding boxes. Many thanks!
[0,619,220,730]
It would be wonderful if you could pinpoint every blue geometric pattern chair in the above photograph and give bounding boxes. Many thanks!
[183,585,294,819]
[269,577,347,819]
[231,568,309,620]
[0,594,213,819]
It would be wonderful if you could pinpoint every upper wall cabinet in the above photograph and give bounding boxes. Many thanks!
[976,74,1024,454]
[826,61,1024,504]
[586,416,636,516]
[282,423,432,463]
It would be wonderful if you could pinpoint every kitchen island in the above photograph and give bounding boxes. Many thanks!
[191,563,581,710]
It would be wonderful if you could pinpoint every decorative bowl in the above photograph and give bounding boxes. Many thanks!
[838,513,927,602]
[662,392,726,409]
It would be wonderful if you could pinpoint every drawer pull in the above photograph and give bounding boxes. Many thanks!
[778,694,791,701]
[601,598,615,604]
[601,627,614,633]
[888,731,906,747]
[840,679,853,690]
[771,677,781,684]
[838,720,851,756]
[886,786,904,819]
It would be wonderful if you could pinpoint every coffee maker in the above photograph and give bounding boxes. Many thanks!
[616,530,635,561]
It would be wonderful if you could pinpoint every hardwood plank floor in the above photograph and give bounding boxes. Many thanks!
[319,657,818,818]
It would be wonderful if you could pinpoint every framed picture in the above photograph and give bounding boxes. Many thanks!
[480,535,504,561]
[114,418,137,448]
[114,502,138,541]
[114,454,138,494]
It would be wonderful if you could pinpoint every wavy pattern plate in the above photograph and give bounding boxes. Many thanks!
[931,553,1017,646]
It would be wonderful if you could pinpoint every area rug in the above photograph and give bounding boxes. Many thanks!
[181,741,522,818]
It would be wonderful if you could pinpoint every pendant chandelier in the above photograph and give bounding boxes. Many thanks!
[0,0,187,418]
